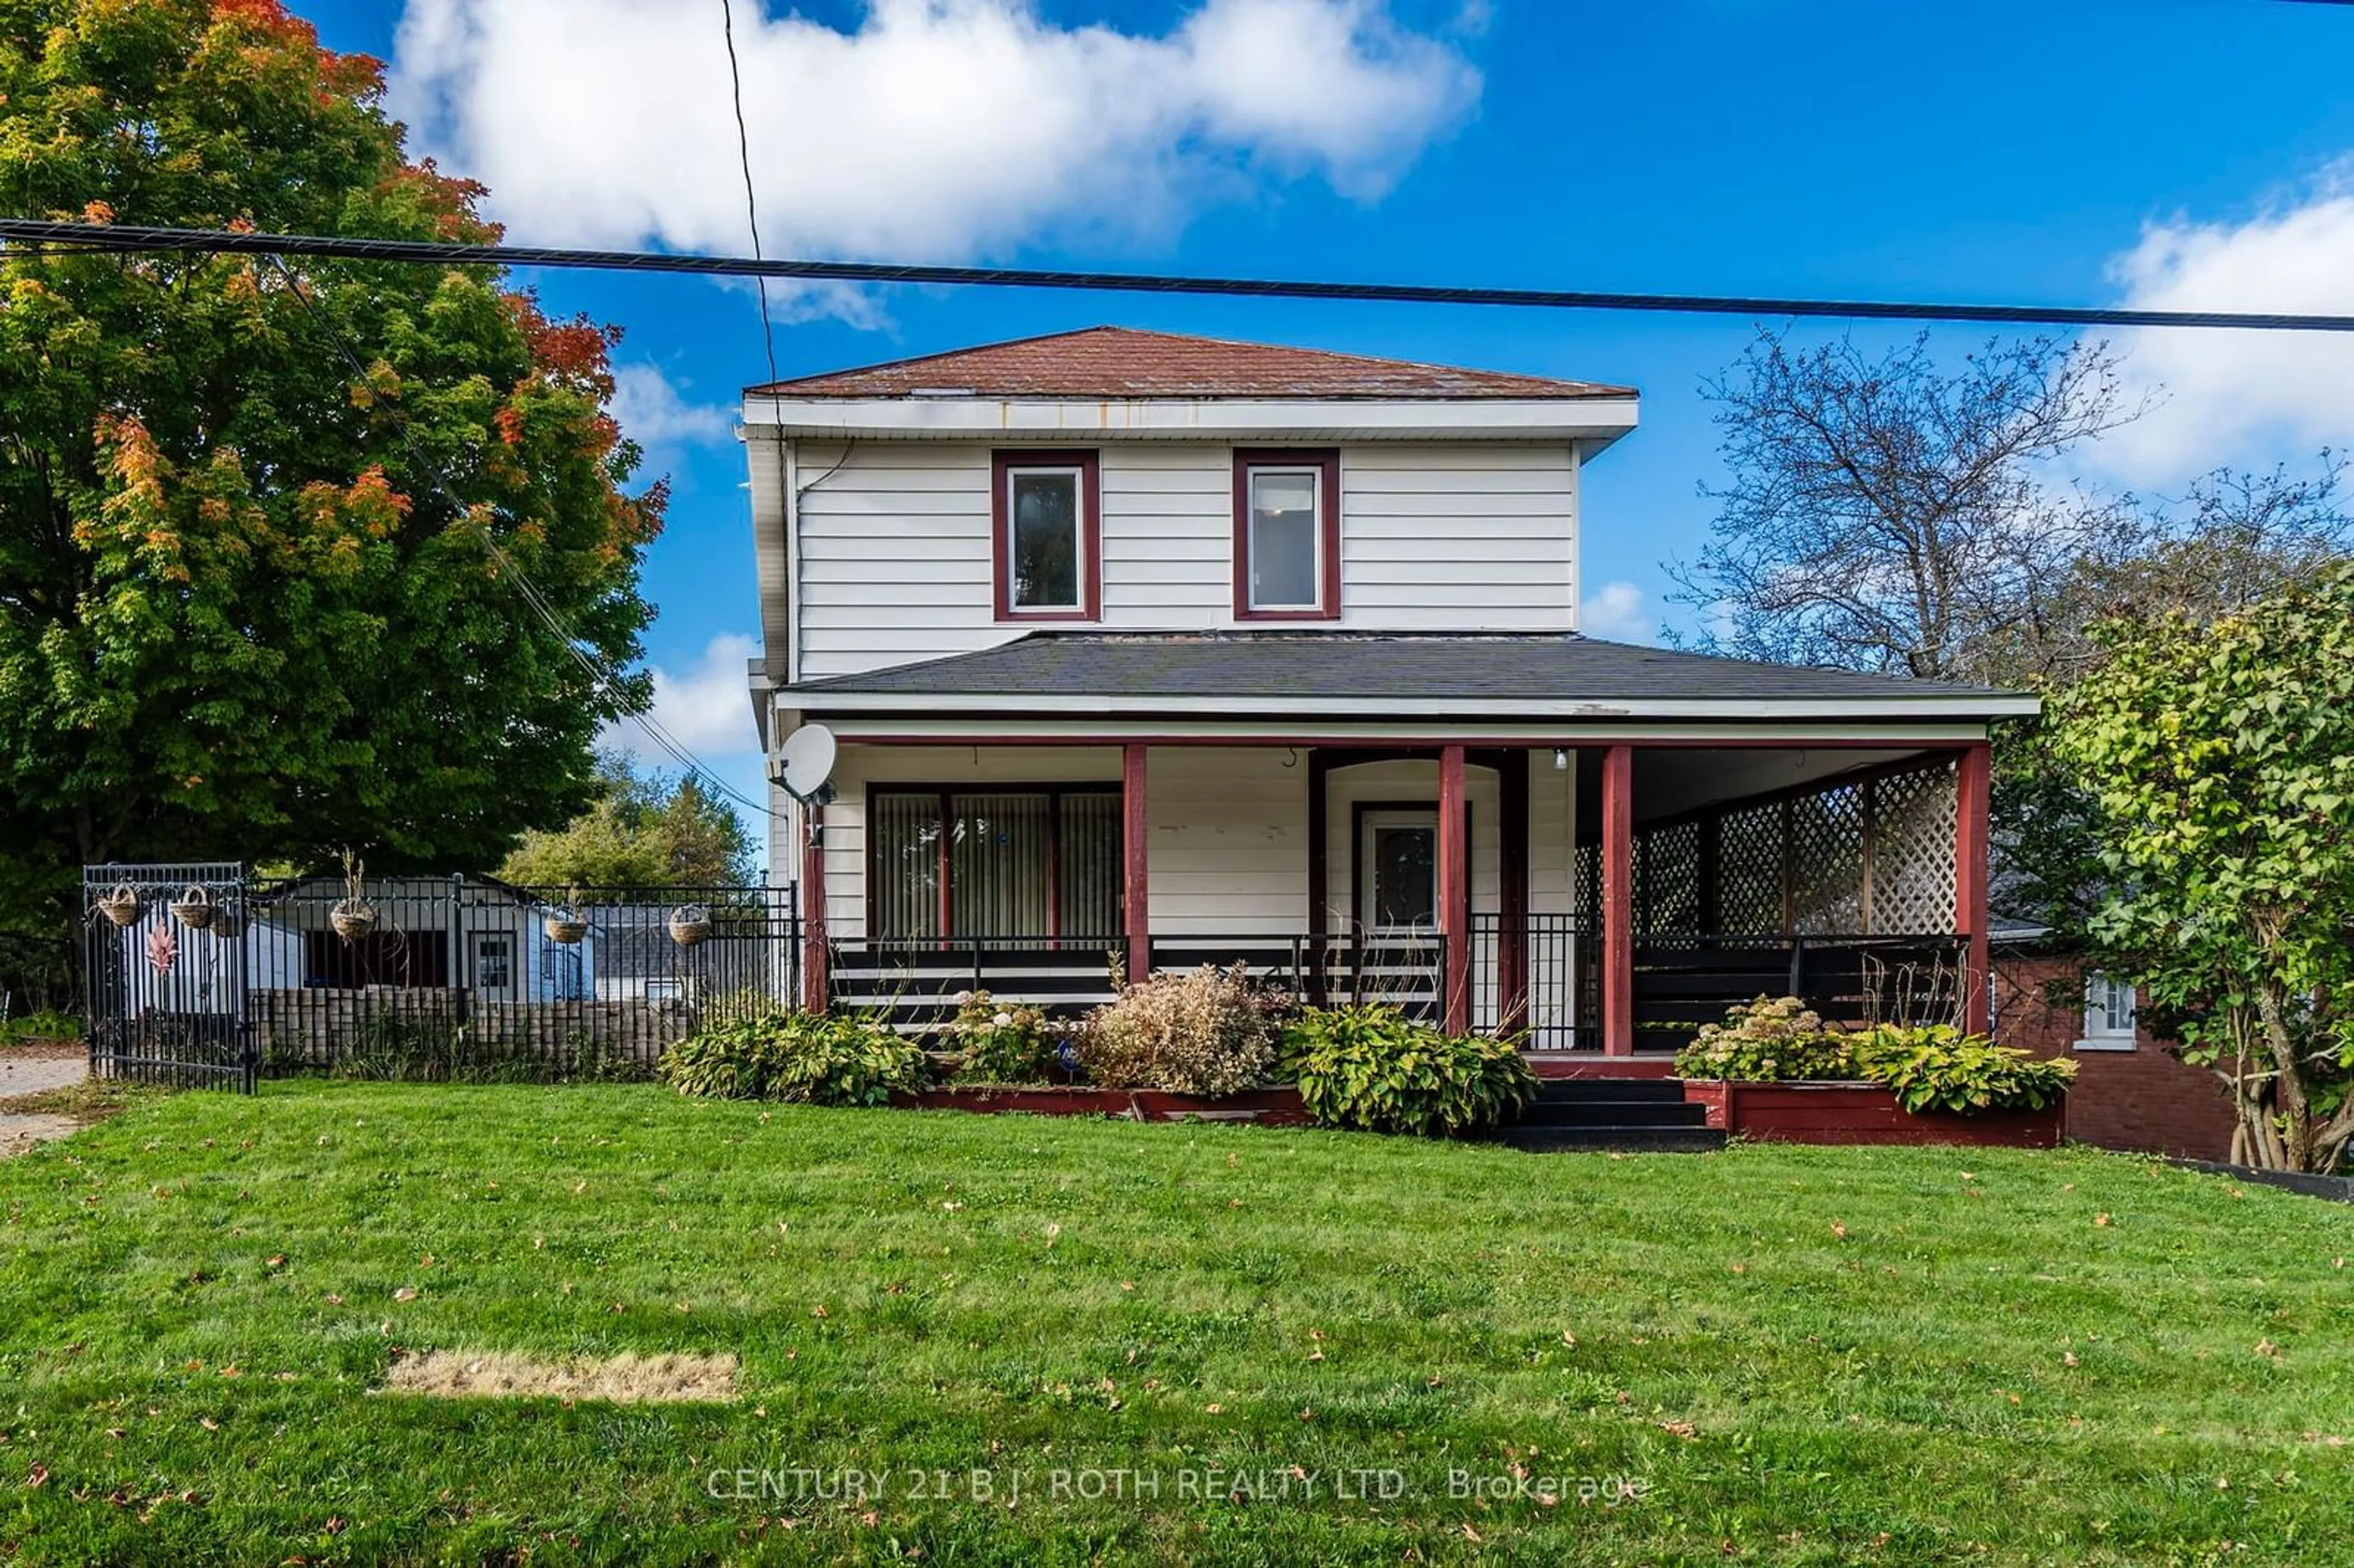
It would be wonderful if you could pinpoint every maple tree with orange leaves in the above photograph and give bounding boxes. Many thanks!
[0,0,664,913]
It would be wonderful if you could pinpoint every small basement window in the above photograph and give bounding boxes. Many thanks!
[2078,972,2138,1051]
[992,451,1099,620]
[1233,449,1339,618]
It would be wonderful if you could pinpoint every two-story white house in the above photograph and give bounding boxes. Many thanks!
[741,327,2035,1054]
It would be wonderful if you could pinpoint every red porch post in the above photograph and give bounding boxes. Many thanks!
[1123,742,1151,986]
[1496,748,1531,1035]
[1439,744,1470,1034]
[1956,740,1992,1036]
[1601,743,1635,1056]
[799,804,829,1014]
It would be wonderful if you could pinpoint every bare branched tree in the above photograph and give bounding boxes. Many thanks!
[1669,329,2148,680]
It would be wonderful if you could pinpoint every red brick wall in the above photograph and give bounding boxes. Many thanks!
[1991,953,2238,1161]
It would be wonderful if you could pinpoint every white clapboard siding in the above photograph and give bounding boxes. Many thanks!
[793,440,1578,680]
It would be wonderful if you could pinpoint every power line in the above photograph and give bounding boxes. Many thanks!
[717,0,779,390]
[261,256,785,821]
[9,217,2354,335]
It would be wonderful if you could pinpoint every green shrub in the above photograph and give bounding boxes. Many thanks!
[1851,1024,2078,1114]
[1286,1003,1536,1136]
[1672,994,1858,1081]
[660,1011,928,1106]
[1075,963,1287,1096]
[940,988,1061,1084]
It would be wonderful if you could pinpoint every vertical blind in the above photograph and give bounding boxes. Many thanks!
[872,789,1121,940]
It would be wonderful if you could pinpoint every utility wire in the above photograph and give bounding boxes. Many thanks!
[718,0,780,391]
[9,218,2354,337]
[263,256,785,820]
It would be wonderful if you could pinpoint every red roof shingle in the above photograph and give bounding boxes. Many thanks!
[747,326,1633,402]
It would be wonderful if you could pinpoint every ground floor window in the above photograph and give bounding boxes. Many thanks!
[870,787,1121,940]
[2079,972,2138,1050]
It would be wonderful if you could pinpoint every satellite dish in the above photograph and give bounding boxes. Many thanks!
[774,722,838,804]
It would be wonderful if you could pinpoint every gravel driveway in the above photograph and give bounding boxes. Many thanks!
[0,1041,90,1157]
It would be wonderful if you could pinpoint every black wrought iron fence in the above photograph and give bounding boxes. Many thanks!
[82,864,797,1088]
[83,863,254,1089]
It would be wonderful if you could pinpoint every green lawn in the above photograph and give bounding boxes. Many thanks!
[2,1084,2350,1566]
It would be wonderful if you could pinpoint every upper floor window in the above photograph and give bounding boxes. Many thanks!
[992,451,1100,621]
[2079,972,2138,1051]
[1233,449,1339,620]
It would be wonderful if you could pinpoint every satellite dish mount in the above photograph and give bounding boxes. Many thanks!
[771,723,839,845]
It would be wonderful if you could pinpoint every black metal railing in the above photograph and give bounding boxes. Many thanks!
[1468,913,1585,1051]
[1631,931,1970,1050]
[828,935,1127,1032]
[83,862,255,1090]
[83,864,797,1087]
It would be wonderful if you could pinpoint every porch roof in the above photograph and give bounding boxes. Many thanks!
[782,631,2036,722]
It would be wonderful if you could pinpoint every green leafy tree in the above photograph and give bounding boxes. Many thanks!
[496,756,756,891]
[2051,565,2354,1171]
[0,0,661,919]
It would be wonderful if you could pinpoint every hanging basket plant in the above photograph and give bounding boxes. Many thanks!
[329,850,378,941]
[97,883,145,928]
[330,897,379,940]
[545,886,588,945]
[668,905,713,947]
[170,885,218,932]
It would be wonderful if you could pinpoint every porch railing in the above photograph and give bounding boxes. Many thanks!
[1631,932,1970,1051]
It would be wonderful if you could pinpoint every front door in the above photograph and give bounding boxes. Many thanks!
[1360,809,1440,932]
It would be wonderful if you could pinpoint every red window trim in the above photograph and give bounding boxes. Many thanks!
[1232,447,1341,622]
[864,782,1124,941]
[992,450,1102,623]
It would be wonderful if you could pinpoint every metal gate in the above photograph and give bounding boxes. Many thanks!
[83,862,256,1090]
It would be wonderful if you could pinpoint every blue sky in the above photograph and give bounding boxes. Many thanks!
[298,0,2354,821]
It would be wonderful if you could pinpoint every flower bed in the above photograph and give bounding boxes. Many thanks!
[1682,1079,2063,1147]
[891,1084,1310,1125]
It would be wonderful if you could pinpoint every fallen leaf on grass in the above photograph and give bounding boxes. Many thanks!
[1660,1420,1697,1439]
[2094,1213,2112,1227]
[324,1293,345,1306]
[392,1288,419,1303]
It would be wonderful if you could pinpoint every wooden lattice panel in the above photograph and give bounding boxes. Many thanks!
[1869,763,1958,934]
[1716,801,1783,935]
[1636,818,1702,935]
[1789,784,1867,934]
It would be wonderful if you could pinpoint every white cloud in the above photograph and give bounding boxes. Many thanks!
[608,362,734,449]
[1579,580,1655,642]
[2098,164,2354,484]
[603,632,763,762]
[388,0,1478,263]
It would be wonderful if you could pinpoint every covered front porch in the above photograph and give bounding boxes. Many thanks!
[793,733,1993,1054]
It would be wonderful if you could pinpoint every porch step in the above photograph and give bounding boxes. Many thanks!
[1494,1125,1729,1154]
[1531,1078,1688,1104]
[1496,1076,1724,1152]
[1518,1097,1711,1128]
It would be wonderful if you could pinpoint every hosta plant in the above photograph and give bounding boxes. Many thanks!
[1851,1024,2077,1114]
[660,1012,928,1106]
[1673,994,1858,1082]
[1286,1003,1536,1136]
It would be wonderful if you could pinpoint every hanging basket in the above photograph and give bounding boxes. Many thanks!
[170,885,218,932]
[330,896,379,941]
[97,883,145,928]
[544,912,588,945]
[667,905,713,947]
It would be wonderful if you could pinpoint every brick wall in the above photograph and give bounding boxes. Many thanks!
[1990,953,2238,1160]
